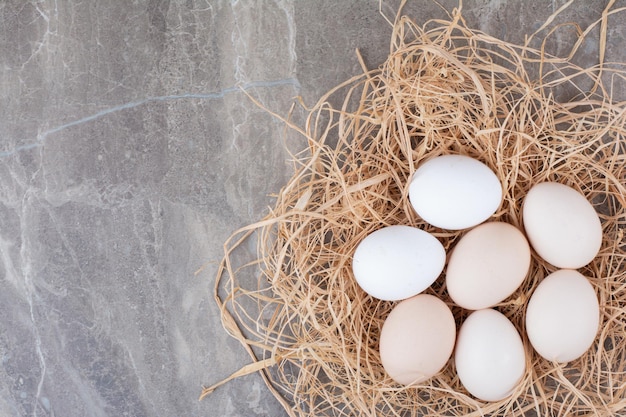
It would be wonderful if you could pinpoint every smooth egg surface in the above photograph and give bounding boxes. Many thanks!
[523,182,602,268]
[455,309,526,401]
[446,222,531,310]
[379,294,456,385]
[352,225,446,301]
[408,155,502,230]
[526,269,599,363]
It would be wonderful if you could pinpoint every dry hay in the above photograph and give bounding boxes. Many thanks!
[202,2,626,416]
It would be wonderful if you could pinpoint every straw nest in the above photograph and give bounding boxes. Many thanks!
[202,3,626,416]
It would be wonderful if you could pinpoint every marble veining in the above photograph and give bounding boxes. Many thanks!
[1,78,302,159]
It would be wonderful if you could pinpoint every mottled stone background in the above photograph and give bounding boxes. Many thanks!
[0,1,618,416]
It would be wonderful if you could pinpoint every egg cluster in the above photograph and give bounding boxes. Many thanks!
[351,154,603,402]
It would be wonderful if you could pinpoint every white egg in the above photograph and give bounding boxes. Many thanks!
[446,222,531,310]
[523,182,602,268]
[379,294,456,385]
[352,225,445,301]
[525,269,599,363]
[408,155,502,230]
[455,309,526,402]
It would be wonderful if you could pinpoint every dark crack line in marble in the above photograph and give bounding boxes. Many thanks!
[0,78,301,160]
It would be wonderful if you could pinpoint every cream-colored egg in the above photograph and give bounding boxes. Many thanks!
[379,294,456,385]
[408,155,502,230]
[352,225,446,301]
[523,182,602,268]
[525,269,599,363]
[446,222,531,310]
[455,309,526,401]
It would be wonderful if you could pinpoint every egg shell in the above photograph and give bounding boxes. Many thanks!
[455,309,526,402]
[525,269,599,363]
[522,182,602,268]
[352,225,446,301]
[446,222,531,310]
[408,155,502,230]
[379,294,456,385]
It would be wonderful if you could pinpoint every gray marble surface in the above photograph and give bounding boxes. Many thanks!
[0,1,617,416]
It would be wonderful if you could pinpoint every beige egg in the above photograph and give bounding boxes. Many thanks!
[523,182,602,268]
[446,222,531,310]
[379,294,456,385]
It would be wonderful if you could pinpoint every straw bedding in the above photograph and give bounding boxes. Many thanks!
[202,3,626,416]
